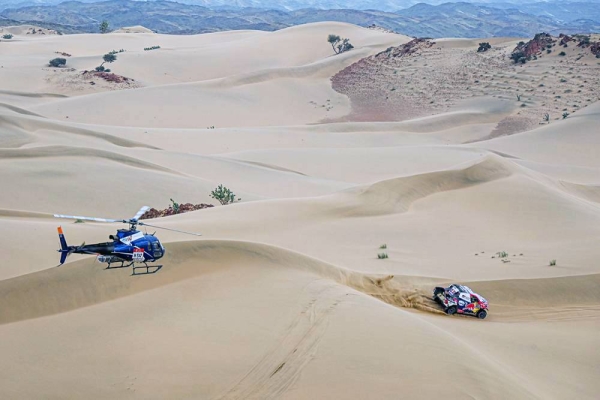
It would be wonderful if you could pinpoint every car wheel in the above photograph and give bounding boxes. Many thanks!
[477,310,487,320]
[446,306,457,315]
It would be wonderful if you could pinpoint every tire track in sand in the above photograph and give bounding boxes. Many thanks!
[215,283,342,400]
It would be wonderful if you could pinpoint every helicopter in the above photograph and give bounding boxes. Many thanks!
[54,206,201,275]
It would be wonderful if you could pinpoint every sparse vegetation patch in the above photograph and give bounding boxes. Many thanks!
[210,185,241,205]
[327,34,354,55]
[477,42,491,52]
[48,57,67,67]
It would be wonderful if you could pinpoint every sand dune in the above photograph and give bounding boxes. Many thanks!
[1,21,599,399]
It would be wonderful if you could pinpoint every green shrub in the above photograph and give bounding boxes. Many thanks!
[327,34,353,54]
[543,113,550,123]
[100,20,110,34]
[559,51,566,56]
[2,34,13,39]
[48,57,67,67]
[170,198,180,214]
[477,42,491,52]
[96,52,117,71]
[549,259,556,266]
[379,244,387,249]
[210,185,241,205]
[377,253,389,259]
[144,46,161,51]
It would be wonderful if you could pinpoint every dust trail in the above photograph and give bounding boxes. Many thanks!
[342,273,445,315]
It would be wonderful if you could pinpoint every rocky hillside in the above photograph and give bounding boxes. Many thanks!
[331,33,600,136]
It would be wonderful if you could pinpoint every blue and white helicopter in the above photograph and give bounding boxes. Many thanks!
[54,206,201,275]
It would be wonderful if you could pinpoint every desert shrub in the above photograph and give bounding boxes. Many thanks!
[144,46,161,51]
[559,51,566,56]
[379,244,387,249]
[543,113,550,123]
[103,53,117,64]
[96,53,117,71]
[48,57,66,67]
[477,42,491,52]
[377,253,389,259]
[2,34,13,39]
[547,49,552,54]
[170,198,180,214]
[497,251,508,258]
[562,112,569,119]
[578,36,591,45]
[210,185,241,205]
[549,259,556,266]
[327,34,353,54]
[510,51,527,64]
[100,20,110,34]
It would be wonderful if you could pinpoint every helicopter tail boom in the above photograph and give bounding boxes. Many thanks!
[57,226,74,265]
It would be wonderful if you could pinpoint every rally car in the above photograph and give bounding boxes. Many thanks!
[433,284,489,319]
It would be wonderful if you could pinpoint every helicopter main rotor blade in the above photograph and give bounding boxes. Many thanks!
[131,206,150,221]
[138,222,202,237]
[53,214,121,223]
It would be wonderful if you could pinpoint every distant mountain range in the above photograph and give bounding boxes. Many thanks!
[1,0,599,37]
[6,0,594,13]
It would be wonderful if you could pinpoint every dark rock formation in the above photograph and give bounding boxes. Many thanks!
[139,203,214,220]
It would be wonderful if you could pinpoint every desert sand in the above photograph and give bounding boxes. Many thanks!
[0,21,599,399]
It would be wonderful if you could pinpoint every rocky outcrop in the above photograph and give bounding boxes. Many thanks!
[591,42,600,58]
[375,38,435,60]
[139,203,214,220]
[558,33,573,46]
[82,71,135,84]
[511,33,555,62]
[558,34,600,57]
[365,24,397,34]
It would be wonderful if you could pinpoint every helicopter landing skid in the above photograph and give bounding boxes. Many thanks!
[104,261,162,275]
[105,261,133,270]
[132,262,162,276]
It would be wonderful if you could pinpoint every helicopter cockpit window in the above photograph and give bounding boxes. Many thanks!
[152,242,160,251]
